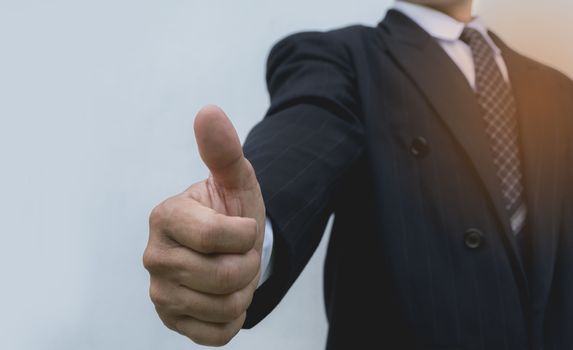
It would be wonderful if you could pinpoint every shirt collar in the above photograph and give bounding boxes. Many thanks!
[392,1,502,55]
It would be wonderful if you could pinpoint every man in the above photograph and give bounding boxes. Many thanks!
[143,0,573,348]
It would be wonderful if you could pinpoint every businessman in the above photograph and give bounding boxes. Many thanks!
[143,0,573,348]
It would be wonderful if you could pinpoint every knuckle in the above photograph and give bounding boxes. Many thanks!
[149,203,167,229]
[210,332,234,347]
[183,328,233,347]
[143,246,175,274]
[221,293,247,320]
[142,247,162,272]
[149,281,168,307]
[177,318,242,347]
[156,311,179,332]
[195,335,230,347]
[149,196,188,232]
[246,249,261,279]
[205,329,235,347]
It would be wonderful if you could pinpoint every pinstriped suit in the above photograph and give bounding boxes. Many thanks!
[242,10,573,350]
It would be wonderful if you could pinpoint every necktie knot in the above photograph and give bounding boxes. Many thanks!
[460,27,485,47]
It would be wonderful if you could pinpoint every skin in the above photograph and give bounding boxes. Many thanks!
[403,0,474,23]
[143,0,474,346]
[143,105,266,346]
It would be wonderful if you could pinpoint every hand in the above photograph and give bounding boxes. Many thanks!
[143,105,266,346]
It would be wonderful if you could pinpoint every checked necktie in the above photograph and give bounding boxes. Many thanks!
[460,27,527,254]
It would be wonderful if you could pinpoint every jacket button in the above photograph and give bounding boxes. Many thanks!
[464,229,484,249]
[411,137,429,158]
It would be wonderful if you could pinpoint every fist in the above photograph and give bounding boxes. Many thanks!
[143,105,266,346]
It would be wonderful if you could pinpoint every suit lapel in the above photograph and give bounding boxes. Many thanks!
[377,11,529,283]
[492,33,563,309]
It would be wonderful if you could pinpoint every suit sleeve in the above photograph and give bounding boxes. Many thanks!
[543,76,573,347]
[242,31,365,328]
[558,76,573,236]
[564,77,573,248]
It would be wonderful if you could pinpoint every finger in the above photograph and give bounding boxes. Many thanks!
[164,201,258,254]
[193,105,257,190]
[153,281,254,323]
[165,247,261,295]
[175,313,246,347]
[155,306,180,333]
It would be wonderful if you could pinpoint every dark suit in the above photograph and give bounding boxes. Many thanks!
[242,10,573,350]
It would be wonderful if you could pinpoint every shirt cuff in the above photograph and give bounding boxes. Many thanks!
[257,217,275,287]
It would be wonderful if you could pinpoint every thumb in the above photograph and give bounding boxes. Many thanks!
[194,104,255,190]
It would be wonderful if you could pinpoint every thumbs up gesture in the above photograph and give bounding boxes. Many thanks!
[143,105,266,346]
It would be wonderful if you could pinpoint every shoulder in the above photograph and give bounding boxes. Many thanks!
[524,56,573,105]
[493,32,573,88]
[270,24,374,48]
[266,24,377,63]
[490,31,573,105]
[522,55,572,89]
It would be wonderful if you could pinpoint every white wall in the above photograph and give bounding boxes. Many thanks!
[477,0,573,79]
[0,1,570,349]
[0,1,389,349]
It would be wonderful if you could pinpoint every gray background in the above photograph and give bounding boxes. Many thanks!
[0,0,571,349]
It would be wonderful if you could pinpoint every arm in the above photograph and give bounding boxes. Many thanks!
[542,75,573,347]
[143,29,364,346]
[242,30,365,327]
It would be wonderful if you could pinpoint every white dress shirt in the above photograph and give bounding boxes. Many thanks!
[393,0,509,88]
[257,218,274,287]
[257,1,511,287]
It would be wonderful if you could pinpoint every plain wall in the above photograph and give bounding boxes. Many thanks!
[0,1,570,349]
[477,0,573,78]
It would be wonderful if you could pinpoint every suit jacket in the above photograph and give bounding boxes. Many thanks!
[242,10,573,350]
